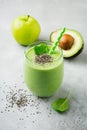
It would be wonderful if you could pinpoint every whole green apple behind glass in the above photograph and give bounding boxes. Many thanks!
[11,15,41,46]
[24,41,64,97]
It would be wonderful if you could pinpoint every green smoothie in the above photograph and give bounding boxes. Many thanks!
[24,41,64,97]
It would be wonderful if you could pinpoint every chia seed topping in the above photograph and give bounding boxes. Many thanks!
[35,54,53,64]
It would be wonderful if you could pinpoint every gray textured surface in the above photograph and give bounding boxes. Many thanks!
[0,0,87,130]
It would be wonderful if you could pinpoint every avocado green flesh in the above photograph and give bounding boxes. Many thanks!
[50,29,84,58]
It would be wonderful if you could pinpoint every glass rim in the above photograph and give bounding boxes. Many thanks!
[24,40,63,62]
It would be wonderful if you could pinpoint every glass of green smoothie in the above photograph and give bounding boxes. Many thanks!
[24,41,64,97]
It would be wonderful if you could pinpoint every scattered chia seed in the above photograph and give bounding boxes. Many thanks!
[26,115,29,118]
[5,88,31,110]
[36,111,41,114]
[32,121,35,123]
[0,81,54,124]
[35,54,53,64]
[0,84,41,114]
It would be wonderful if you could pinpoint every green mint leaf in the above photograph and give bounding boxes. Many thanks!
[52,92,71,113]
[34,43,49,55]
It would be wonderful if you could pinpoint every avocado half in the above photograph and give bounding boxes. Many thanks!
[50,28,84,58]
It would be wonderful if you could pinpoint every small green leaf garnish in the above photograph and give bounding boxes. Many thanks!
[34,43,49,55]
[52,92,71,113]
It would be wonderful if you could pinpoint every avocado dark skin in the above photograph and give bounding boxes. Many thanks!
[64,44,84,59]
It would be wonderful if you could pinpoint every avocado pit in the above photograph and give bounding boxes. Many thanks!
[59,34,74,50]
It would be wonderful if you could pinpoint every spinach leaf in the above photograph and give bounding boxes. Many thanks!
[34,43,49,55]
[52,92,71,112]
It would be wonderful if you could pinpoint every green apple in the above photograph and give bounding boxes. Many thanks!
[11,15,41,46]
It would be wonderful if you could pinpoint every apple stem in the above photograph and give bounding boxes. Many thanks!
[27,15,30,18]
